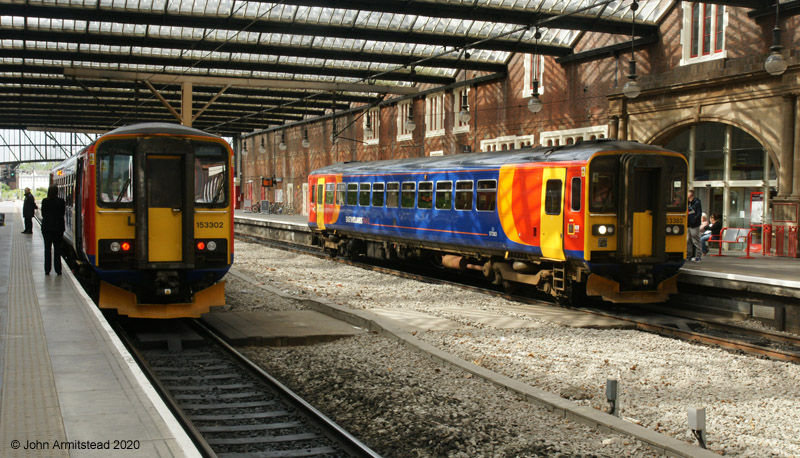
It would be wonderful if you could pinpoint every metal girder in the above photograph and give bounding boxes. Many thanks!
[61,69,420,95]
[0,49,453,85]
[236,0,659,36]
[0,129,93,164]
[0,75,375,104]
[0,28,508,74]
[748,0,800,18]
[2,3,572,55]
[556,35,659,64]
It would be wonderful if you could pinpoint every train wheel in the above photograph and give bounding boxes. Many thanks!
[502,280,519,294]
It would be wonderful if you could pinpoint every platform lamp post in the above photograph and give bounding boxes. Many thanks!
[405,104,417,132]
[764,0,787,76]
[302,128,310,149]
[623,1,642,99]
[458,48,471,124]
[528,29,543,114]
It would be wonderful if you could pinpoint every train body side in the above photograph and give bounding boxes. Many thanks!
[308,140,688,303]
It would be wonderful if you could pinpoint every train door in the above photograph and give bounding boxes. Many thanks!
[316,177,326,230]
[540,167,566,260]
[147,155,184,262]
[632,168,657,257]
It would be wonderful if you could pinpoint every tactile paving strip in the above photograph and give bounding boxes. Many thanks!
[0,226,68,457]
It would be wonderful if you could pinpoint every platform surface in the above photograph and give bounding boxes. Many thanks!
[0,202,198,458]
[234,210,308,228]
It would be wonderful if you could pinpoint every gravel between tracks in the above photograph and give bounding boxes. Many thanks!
[229,240,800,457]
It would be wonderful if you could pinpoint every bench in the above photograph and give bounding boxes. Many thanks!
[708,227,754,258]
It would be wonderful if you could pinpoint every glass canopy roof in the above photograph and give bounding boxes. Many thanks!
[0,0,675,134]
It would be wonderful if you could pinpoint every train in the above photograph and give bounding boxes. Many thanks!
[308,139,688,304]
[50,123,234,318]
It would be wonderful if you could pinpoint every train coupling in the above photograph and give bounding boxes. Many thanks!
[586,273,679,303]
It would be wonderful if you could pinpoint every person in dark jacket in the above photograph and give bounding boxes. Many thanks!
[21,187,38,234]
[41,185,66,275]
[686,189,703,261]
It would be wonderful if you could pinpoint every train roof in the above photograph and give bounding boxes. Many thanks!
[101,122,222,139]
[311,139,673,175]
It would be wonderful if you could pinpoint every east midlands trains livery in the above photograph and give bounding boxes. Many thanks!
[308,139,688,303]
[50,123,234,318]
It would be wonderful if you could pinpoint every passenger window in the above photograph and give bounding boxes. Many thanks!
[570,177,581,212]
[455,180,473,211]
[336,183,346,205]
[418,182,433,209]
[359,183,371,206]
[476,179,497,211]
[316,184,323,205]
[545,179,562,215]
[325,183,335,205]
[310,184,315,204]
[372,182,385,207]
[346,183,358,206]
[386,182,399,208]
[435,181,453,210]
[401,182,416,208]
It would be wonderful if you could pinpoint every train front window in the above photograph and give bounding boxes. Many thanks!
[97,142,134,207]
[194,142,229,208]
[589,156,618,213]
[666,158,688,211]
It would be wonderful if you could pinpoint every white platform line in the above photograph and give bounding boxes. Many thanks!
[681,268,800,289]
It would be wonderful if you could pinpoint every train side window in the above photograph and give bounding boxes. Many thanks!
[545,179,562,215]
[476,179,497,211]
[401,182,416,208]
[336,183,346,206]
[372,182,385,207]
[418,181,433,209]
[435,181,452,210]
[359,183,371,206]
[455,180,473,211]
[325,183,335,205]
[346,183,358,206]
[386,182,400,208]
[570,177,582,212]
[316,184,323,205]
[310,184,315,204]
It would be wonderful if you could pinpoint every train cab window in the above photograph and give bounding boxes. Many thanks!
[359,183,371,206]
[666,159,687,211]
[418,182,433,209]
[194,141,229,207]
[386,182,400,208]
[544,179,562,215]
[455,180,473,211]
[476,179,497,212]
[325,183,335,205]
[346,183,358,206]
[316,184,323,205]
[336,183,346,205]
[372,182,385,207]
[570,177,582,212]
[97,145,134,207]
[435,181,453,210]
[401,182,416,208]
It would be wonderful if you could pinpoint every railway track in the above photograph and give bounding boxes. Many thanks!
[114,317,380,458]
[235,231,800,365]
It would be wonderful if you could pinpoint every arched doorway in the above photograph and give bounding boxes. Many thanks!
[664,122,777,230]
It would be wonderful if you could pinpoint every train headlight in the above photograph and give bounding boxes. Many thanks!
[672,225,681,234]
[592,224,616,236]
[666,226,673,234]
[110,241,120,252]
[207,240,217,251]
[665,225,684,235]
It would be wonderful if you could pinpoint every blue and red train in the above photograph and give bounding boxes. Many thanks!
[50,123,234,318]
[308,139,688,303]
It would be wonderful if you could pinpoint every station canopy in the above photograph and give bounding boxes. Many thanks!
[1,0,707,137]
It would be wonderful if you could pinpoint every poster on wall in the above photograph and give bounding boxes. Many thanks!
[750,192,763,224]
[276,188,284,203]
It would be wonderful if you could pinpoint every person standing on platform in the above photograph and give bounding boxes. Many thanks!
[21,187,37,234]
[41,185,66,275]
[686,189,703,262]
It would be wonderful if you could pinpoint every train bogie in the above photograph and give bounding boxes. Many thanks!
[308,140,687,304]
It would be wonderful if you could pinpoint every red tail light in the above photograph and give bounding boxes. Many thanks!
[197,241,206,250]
[121,242,131,251]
